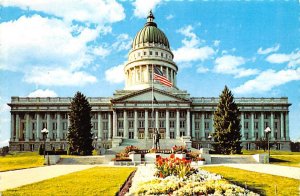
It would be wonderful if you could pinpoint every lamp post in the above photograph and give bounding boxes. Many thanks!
[208,134,212,149]
[94,136,98,150]
[41,128,49,158]
[264,127,271,157]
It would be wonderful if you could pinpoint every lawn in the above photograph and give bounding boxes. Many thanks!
[202,166,299,196]
[270,155,300,168]
[0,152,44,172]
[3,167,135,196]
[242,149,300,155]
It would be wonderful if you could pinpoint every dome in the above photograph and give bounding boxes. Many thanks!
[132,11,170,49]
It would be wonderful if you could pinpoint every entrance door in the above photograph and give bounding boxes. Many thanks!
[129,132,134,139]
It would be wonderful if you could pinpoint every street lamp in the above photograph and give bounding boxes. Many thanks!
[208,134,212,149]
[94,136,98,150]
[264,127,271,157]
[41,128,49,158]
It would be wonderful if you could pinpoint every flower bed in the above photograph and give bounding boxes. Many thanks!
[129,154,259,195]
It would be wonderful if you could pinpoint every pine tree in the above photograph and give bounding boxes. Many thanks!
[212,86,242,154]
[67,92,93,155]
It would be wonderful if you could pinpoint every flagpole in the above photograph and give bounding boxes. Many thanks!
[152,64,154,148]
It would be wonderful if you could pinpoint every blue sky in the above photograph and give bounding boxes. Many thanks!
[0,1,299,147]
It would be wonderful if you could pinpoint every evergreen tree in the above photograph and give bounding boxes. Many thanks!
[67,92,93,155]
[212,86,242,154]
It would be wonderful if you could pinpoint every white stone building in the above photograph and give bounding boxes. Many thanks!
[8,12,291,151]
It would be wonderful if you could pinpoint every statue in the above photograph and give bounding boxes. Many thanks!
[153,129,161,149]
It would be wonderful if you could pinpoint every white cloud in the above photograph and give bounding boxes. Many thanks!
[105,64,125,84]
[28,89,58,97]
[173,25,215,64]
[166,14,174,20]
[24,67,97,86]
[196,65,209,73]
[257,44,280,55]
[133,0,163,18]
[0,139,9,148]
[214,55,259,78]
[266,50,300,68]
[93,46,111,58]
[112,34,132,51]
[0,15,99,71]
[213,40,220,47]
[234,68,300,94]
[2,0,125,25]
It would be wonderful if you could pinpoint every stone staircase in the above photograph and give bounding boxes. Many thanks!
[58,156,108,165]
[210,155,257,164]
[110,139,186,153]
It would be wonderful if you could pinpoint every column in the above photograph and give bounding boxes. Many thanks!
[124,110,128,139]
[211,112,214,132]
[166,110,170,139]
[170,70,173,83]
[56,113,61,141]
[98,112,102,140]
[260,113,264,138]
[155,110,159,129]
[146,65,149,82]
[47,113,51,141]
[176,110,180,138]
[285,112,290,140]
[166,67,169,80]
[108,112,112,140]
[25,113,30,141]
[241,112,245,140]
[16,114,20,141]
[201,113,205,139]
[113,110,117,137]
[145,110,149,139]
[174,71,177,86]
[191,113,195,139]
[270,112,275,140]
[186,110,190,137]
[36,113,40,141]
[280,112,284,140]
[134,110,138,139]
[10,114,14,141]
[250,113,254,140]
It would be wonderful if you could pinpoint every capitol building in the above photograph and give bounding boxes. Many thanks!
[8,12,291,152]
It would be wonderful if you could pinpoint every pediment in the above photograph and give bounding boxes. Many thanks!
[111,88,190,103]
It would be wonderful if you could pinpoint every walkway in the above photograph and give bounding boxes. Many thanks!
[220,164,300,180]
[0,165,96,191]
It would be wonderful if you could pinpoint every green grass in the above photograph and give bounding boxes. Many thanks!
[270,155,300,168]
[3,167,136,196]
[0,152,44,172]
[202,166,299,196]
[242,150,300,155]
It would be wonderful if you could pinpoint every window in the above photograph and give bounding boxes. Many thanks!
[32,122,36,130]
[93,122,98,130]
[139,121,144,128]
[42,122,47,129]
[244,122,249,129]
[159,111,165,118]
[205,122,209,130]
[275,122,278,129]
[244,113,249,119]
[161,52,163,57]
[265,122,269,128]
[255,122,259,129]
[149,51,153,55]
[52,122,57,130]
[102,113,108,119]
[195,122,200,130]
[170,132,175,139]
[254,113,258,119]
[180,120,185,128]
[128,111,134,118]
[195,113,201,119]
[62,122,67,130]
[148,120,154,128]
[204,113,210,119]
[264,113,268,119]
[274,113,278,119]
[138,111,144,118]
[169,121,175,128]
[117,111,123,118]
[155,52,158,56]
[52,113,57,119]
[159,120,165,128]
[103,122,108,130]
[255,132,258,140]
[92,113,97,119]
[169,111,175,118]
[31,114,37,120]
[62,113,68,119]
[180,111,186,118]
[144,51,146,55]
[42,113,47,120]
[129,121,134,128]
[118,121,123,129]
[245,133,249,140]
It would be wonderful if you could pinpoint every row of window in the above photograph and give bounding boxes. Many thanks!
[243,112,282,119]
[114,111,188,119]
[134,50,172,59]
[243,121,281,129]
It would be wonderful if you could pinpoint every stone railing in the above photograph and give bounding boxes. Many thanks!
[191,97,289,104]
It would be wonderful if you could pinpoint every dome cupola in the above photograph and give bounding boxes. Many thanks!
[124,11,178,91]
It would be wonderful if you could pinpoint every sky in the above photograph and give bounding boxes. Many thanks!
[0,0,299,147]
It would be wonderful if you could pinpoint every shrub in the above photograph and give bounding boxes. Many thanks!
[111,157,132,162]
[92,149,98,156]
[38,145,44,155]
[171,145,188,154]
[124,145,139,154]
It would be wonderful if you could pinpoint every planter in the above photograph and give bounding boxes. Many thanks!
[145,153,161,162]
[175,154,186,159]
[129,153,142,162]
[197,161,205,165]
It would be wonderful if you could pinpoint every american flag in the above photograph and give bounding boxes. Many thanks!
[153,66,173,87]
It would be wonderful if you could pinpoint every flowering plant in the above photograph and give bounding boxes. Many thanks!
[155,154,196,179]
[171,145,187,154]
[124,145,139,154]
